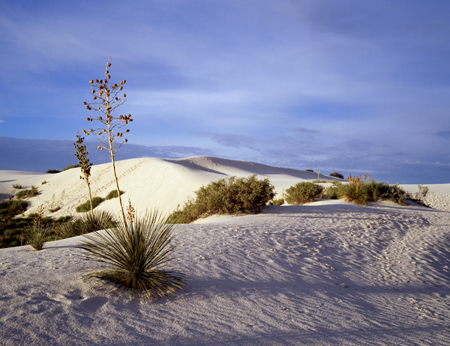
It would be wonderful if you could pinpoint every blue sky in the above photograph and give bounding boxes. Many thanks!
[1,0,450,183]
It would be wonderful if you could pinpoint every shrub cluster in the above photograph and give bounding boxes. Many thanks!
[284,182,322,205]
[168,174,275,223]
[46,169,61,174]
[269,198,285,206]
[323,180,407,206]
[76,197,103,213]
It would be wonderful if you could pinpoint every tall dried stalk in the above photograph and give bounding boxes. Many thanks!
[83,57,132,227]
[74,131,94,217]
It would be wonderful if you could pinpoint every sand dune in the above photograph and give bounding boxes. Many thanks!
[1,157,449,345]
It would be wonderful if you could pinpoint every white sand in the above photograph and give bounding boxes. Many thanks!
[1,157,449,345]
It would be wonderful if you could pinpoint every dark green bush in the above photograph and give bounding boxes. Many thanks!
[62,164,81,171]
[0,199,28,217]
[330,172,344,179]
[76,197,103,213]
[284,182,321,205]
[168,174,275,223]
[341,182,368,205]
[105,189,124,200]
[46,169,61,174]
[12,184,22,189]
[15,186,38,199]
[323,186,343,199]
[305,169,314,172]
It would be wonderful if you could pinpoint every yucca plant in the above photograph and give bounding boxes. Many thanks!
[74,131,94,216]
[83,57,132,228]
[76,209,186,301]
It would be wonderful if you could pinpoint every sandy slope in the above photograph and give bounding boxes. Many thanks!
[0,156,339,219]
[1,157,449,345]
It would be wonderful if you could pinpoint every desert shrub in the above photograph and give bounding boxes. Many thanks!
[168,174,275,223]
[340,182,368,205]
[106,189,124,200]
[269,198,284,206]
[46,169,61,174]
[56,216,71,223]
[323,186,343,199]
[284,182,321,205]
[12,184,22,189]
[15,186,38,199]
[305,169,314,172]
[42,181,47,185]
[0,199,28,218]
[76,210,186,301]
[330,172,344,179]
[76,197,103,213]
[62,164,81,171]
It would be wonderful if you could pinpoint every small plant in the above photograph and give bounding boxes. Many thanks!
[12,184,22,189]
[15,186,38,199]
[105,189,124,200]
[363,172,371,183]
[41,181,47,185]
[76,197,103,213]
[305,169,314,172]
[329,172,344,179]
[27,205,48,251]
[62,164,81,171]
[284,182,321,205]
[77,209,186,301]
[46,169,61,174]
[83,57,132,227]
[347,174,362,183]
[269,198,284,206]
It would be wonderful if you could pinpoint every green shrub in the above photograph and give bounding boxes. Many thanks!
[12,184,22,189]
[46,169,60,174]
[330,172,344,179]
[41,181,47,185]
[168,174,275,223]
[341,182,368,205]
[105,189,124,200]
[269,198,285,206]
[323,186,343,199]
[15,186,38,199]
[77,210,186,301]
[27,226,49,251]
[62,164,81,171]
[284,182,321,205]
[76,197,103,213]
[305,169,314,172]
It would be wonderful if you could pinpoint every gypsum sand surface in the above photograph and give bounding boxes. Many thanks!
[1,200,449,346]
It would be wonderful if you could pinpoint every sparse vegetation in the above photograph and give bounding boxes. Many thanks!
[168,174,275,223]
[83,57,132,227]
[77,208,186,301]
[340,181,368,205]
[105,189,124,200]
[269,198,284,206]
[284,182,322,205]
[76,197,103,213]
[15,186,38,199]
[58,211,115,239]
[12,184,22,189]
[405,184,429,206]
[41,181,47,185]
[62,164,81,171]
[305,169,314,172]
[46,169,60,174]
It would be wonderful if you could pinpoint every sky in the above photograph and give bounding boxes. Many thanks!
[1,0,450,183]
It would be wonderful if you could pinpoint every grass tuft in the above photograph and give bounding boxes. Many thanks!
[76,197,103,213]
[105,189,124,200]
[15,186,38,199]
[76,210,186,301]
